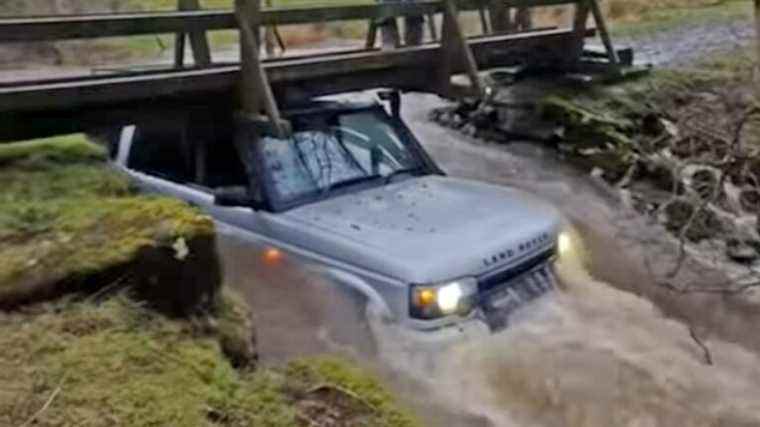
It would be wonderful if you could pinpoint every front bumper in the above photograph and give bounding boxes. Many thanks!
[392,260,557,349]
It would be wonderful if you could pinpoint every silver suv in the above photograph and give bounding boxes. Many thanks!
[112,93,564,343]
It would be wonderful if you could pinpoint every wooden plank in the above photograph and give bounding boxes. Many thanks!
[180,0,212,66]
[0,28,591,114]
[0,11,235,42]
[488,0,511,32]
[570,0,590,61]
[439,0,482,96]
[174,30,186,67]
[587,0,618,65]
[236,0,284,134]
[0,0,581,42]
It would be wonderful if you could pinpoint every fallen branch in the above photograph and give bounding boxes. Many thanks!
[305,383,377,412]
[20,376,65,427]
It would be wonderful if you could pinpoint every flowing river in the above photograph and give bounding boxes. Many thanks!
[218,92,760,427]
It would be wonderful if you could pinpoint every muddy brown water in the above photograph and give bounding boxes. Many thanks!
[217,93,760,426]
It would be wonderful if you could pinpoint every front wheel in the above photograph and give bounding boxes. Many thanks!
[320,285,378,358]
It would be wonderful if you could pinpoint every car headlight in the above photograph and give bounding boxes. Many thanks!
[558,231,573,257]
[410,278,478,319]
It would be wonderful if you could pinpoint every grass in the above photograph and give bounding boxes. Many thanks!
[0,133,421,427]
[0,294,420,427]
[608,0,753,38]
[0,134,215,305]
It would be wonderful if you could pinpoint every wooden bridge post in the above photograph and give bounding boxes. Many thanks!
[234,0,287,203]
[573,0,619,66]
[588,0,619,66]
[174,0,211,68]
[235,0,284,134]
[439,0,482,97]
[488,0,511,33]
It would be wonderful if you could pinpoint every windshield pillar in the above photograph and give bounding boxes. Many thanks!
[233,115,270,208]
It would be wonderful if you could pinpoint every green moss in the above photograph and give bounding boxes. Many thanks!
[0,134,419,427]
[0,135,214,303]
[0,134,106,166]
[535,44,760,185]
[0,296,275,427]
[286,357,422,427]
[0,296,419,427]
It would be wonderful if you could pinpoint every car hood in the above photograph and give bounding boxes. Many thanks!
[276,175,561,284]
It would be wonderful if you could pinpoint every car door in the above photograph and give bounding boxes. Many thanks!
[118,122,285,247]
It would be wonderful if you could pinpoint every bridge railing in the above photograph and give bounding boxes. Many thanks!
[0,0,617,142]
[0,0,585,43]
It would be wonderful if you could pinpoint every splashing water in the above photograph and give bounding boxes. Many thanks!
[372,243,760,427]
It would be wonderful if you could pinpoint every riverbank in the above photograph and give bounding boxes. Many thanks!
[0,135,420,427]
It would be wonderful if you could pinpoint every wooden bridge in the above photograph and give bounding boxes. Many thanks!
[0,0,622,142]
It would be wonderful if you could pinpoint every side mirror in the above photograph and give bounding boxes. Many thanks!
[214,187,261,209]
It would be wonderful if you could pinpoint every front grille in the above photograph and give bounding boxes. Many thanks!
[478,247,556,293]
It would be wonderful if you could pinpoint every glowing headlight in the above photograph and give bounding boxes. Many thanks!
[437,283,464,313]
[411,278,477,319]
[558,232,572,257]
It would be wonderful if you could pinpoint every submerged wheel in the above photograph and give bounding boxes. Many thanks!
[320,285,378,357]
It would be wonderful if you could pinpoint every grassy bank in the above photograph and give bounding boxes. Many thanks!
[0,135,421,427]
[0,295,418,426]
[608,0,752,38]
[0,134,218,311]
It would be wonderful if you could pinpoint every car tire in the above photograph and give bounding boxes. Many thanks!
[321,285,379,358]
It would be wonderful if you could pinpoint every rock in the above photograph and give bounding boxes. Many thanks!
[469,105,499,130]
[690,168,719,200]
[575,148,635,183]
[660,198,722,242]
[454,98,481,117]
[641,114,677,138]
[740,189,760,212]
[642,152,682,193]
[461,123,478,137]
[726,238,759,264]
[450,113,465,129]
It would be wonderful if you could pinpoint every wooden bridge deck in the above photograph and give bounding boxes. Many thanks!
[0,0,612,142]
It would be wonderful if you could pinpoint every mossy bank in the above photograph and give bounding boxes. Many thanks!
[0,135,421,427]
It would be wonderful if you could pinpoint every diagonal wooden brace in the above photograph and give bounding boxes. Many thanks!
[235,0,288,139]
[575,0,619,66]
[439,0,483,98]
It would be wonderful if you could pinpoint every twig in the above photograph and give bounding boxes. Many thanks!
[666,106,759,278]
[154,35,167,53]
[689,327,713,366]
[306,383,377,412]
[86,273,133,303]
[19,376,65,427]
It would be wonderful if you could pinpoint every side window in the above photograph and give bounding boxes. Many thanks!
[203,128,249,189]
[127,125,194,183]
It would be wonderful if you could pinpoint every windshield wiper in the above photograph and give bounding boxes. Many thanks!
[384,167,423,185]
[326,175,383,193]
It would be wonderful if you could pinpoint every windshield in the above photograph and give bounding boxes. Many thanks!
[260,108,427,206]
